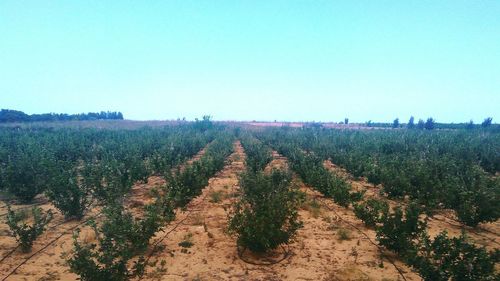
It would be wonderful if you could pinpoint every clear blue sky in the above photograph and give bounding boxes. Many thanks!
[1,1,499,123]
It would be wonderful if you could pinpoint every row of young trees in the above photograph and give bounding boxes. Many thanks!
[257,129,499,280]
[228,135,303,253]
[67,133,235,280]
[3,122,236,280]
[0,124,217,203]
[354,200,499,280]
[263,127,500,226]
[240,133,497,280]
[1,122,221,257]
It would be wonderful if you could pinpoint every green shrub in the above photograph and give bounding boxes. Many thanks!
[409,232,500,281]
[2,141,56,202]
[353,199,389,228]
[240,136,273,172]
[376,203,426,255]
[6,206,53,252]
[81,159,133,205]
[228,170,303,253]
[45,162,92,220]
[454,176,500,227]
[67,198,173,281]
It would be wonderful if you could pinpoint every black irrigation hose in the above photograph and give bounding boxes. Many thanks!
[429,216,500,247]
[326,164,500,248]
[138,191,210,280]
[313,195,409,281]
[237,245,291,266]
[0,213,102,281]
[0,200,48,218]
[138,142,238,280]
[0,202,99,265]
[0,246,19,264]
[271,150,410,281]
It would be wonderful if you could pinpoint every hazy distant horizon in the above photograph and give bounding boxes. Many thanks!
[2,108,497,125]
[1,1,499,123]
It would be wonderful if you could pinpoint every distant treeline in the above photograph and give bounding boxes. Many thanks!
[365,116,497,130]
[0,109,124,123]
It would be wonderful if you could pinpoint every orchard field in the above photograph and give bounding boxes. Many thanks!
[0,120,498,281]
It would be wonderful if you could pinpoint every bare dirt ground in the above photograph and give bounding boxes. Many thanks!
[323,159,500,251]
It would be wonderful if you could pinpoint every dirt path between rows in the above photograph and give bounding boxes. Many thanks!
[142,140,248,280]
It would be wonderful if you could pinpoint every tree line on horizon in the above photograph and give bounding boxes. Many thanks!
[362,116,495,130]
[0,109,124,123]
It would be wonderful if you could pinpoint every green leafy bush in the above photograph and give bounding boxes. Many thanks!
[67,198,173,281]
[167,136,233,207]
[6,206,53,252]
[454,176,500,227]
[353,198,389,228]
[80,159,133,205]
[228,170,303,253]
[409,232,500,281]
[240,136,272,172]
[2,141,56,202]
[45,162,92,220]
[376,203,426,254]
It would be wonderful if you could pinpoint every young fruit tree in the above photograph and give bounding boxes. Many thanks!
[228,169,303,253]
[67,198,173,281]
[45,161,92,220]
[2,142,56,203]
[6,206,53,252]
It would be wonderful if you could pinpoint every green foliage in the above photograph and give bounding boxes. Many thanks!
[167,136,233,207]
[258,127,500,225]
[482,117,493,128]
[417,119,425,129]
[228,170,303,253]
[81,159,133,205]
[353,199,389,228]
[6,206,53,252]
[409,232,500,281]
[0,125,216,204]
[45,162,91,220]
[1,140,56,202]
[67,198,173,281]
[240,136,272,172]
[453,167,500,227]
[375,203,426,254]
[392,118,399,128]
[424,118,435,130]
[466,120,474,130]
[407,116,415,129]
[274,145,357,207]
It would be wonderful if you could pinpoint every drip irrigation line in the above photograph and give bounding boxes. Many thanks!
[0,213,102,281]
